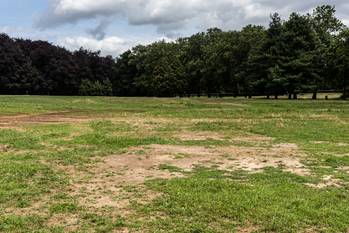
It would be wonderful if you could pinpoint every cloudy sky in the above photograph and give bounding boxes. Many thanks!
[1,0,348,56]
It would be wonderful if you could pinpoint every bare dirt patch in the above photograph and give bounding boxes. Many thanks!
[306,175,343,189]
[237,226,259,233]
[0,144,9,152]
[47,214,80,232]
[339,166,349,174]
[65,145,212,212]
[3,195,50,217]
[312,141,349,147]
[308,114,348,124]
[133,144,307,175]
[112,116,178,130]
[0,112,94,127]
[230,135,274,147]
[206,143,307,176]
[176,131,225,141]
[66,142,308,214]
[312,141,328,144]
[232,135,273,143]
[66,149,183,213]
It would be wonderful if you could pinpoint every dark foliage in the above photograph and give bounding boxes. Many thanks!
[0,5,348,98]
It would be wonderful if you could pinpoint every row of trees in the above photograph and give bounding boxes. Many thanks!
[0,35,114,95]
[0,5,348,99]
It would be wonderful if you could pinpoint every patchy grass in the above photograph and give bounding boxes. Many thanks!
[0,96,348,232]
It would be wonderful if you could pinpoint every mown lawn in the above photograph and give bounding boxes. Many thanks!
[0,96,348,232]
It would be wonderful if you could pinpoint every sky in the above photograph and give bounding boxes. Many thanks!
[1,0,348,56]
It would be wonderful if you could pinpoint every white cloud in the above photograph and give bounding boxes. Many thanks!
[33,0,349,51]
[0,26,11,34]
[37,0,349,39]
[58,36,130,56]
[37,0,349,36]
[58,34,175,56]
[35,0,279,36]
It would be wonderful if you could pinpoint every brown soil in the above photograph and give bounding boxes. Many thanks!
[306,175,343,189]
[237,226,259,233]
[47,214,80,232]
[66,141,308,214]
[3,195,51,218]
[0,112,93,127]
[68,149,184,211]
[232,135,273,143]
[339,166,349,174]
[0,144,9,152]
[0,110,321,231]
[176,131,225,141]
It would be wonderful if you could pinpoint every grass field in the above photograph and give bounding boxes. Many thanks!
[0,96,349,233]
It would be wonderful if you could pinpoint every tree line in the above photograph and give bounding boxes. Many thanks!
[0,5,348,99]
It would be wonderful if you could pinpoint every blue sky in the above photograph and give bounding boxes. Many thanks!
[2,1,148,34]
[0,0,161,55]
[1,0,76,40]
[2,0,45,26]
[1,0,348,56]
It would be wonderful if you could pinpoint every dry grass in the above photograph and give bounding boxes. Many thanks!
[1,96,349,232]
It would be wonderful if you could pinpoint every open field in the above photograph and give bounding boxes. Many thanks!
[0,96,349,232]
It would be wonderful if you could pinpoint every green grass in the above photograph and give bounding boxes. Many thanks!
[142,168,349,233]
[0,96,348,232]
[0,153,65,209]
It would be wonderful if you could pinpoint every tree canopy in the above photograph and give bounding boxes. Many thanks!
[0,5,348,99]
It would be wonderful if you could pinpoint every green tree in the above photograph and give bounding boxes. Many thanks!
[79,79,113,96]
[135,41,187,97]
[333,29,349,99]
[309,5,344,99]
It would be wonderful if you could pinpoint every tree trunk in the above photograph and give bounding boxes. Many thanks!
[341,74,347,100]
[312,92,317,100]
[267,95,270,99]
[293,93,298,99]
[342,86,348,100]
[288,94,292,100]
[275,95,278,99]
